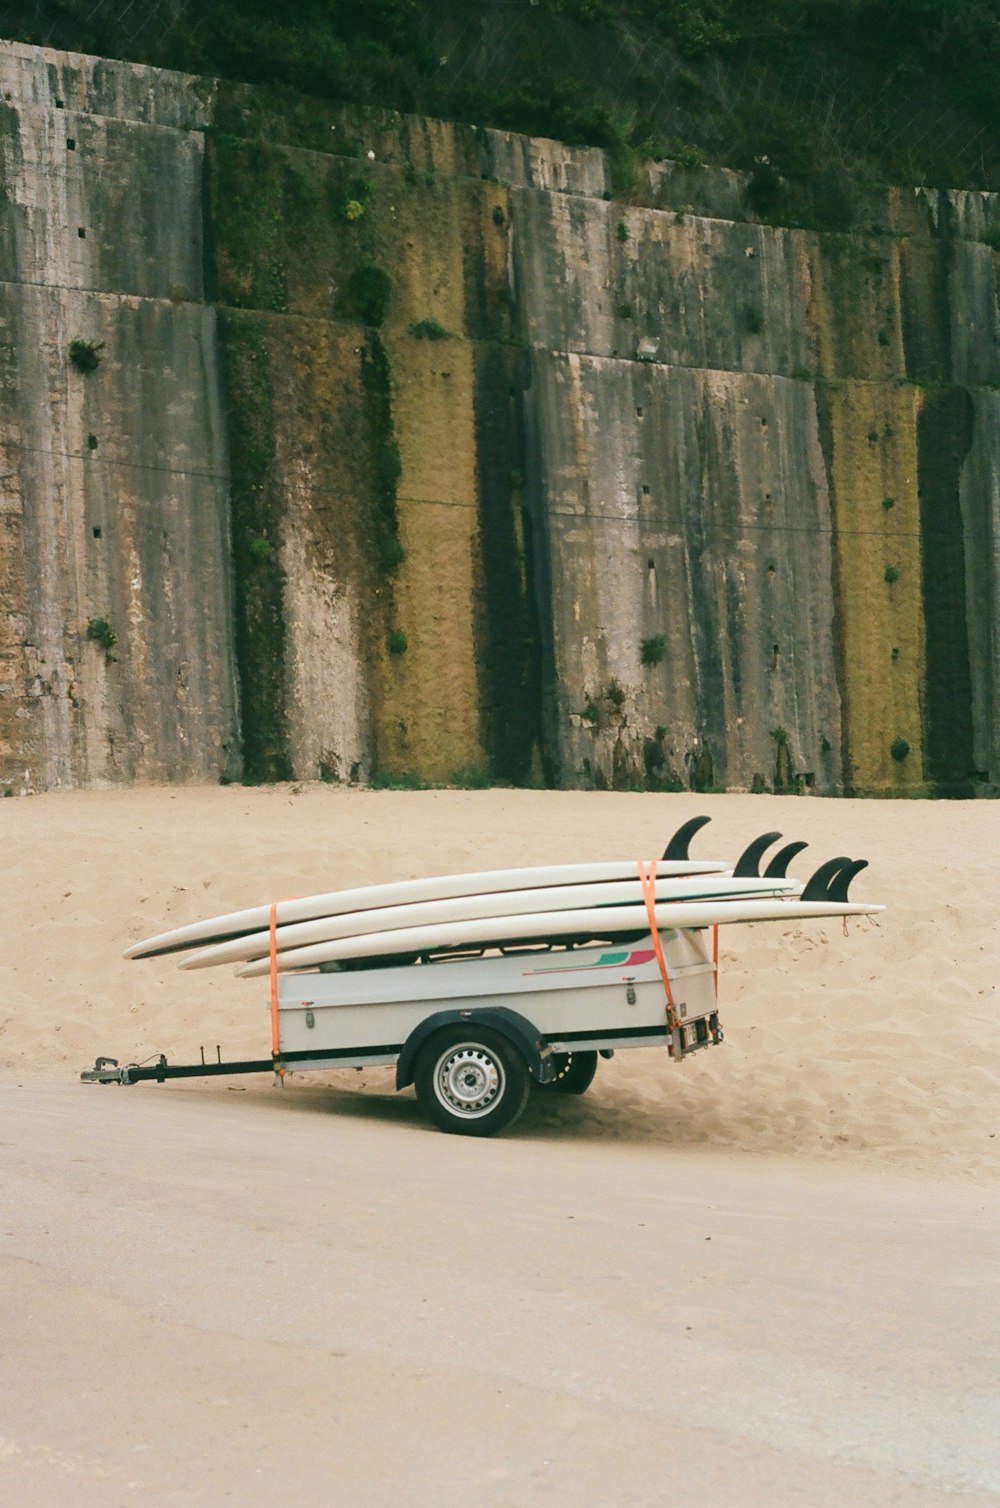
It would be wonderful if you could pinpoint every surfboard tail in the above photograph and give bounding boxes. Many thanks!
[661,815,711,861]
[732,831,783,877]
[801,856,869,902]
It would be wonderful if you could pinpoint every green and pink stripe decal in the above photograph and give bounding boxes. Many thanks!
[524,948,656,976]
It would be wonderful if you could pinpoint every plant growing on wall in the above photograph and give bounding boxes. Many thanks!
[69,339,104,373]
[86,616,117,651]
[342,173,372,221]
[388,629,408,655]
[449,766,492,789]
[640,634,665,666]
[348,262,392,326]
[580,678,629,729]
[409,319,452,340]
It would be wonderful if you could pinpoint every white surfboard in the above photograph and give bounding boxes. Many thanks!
[178,874,802,971]
[236,896,884,977]
[124,858,731,960]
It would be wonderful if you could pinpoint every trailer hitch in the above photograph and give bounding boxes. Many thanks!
[81,1056,137,1085]
[80,1051,276,1085]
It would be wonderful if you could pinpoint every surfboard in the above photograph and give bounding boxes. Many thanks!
[177,873,802,972]
[124,858,731,961]
[235,896,884,977]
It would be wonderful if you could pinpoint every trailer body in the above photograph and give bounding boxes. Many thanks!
[277,929,716,1067]
[83,929,722,1135]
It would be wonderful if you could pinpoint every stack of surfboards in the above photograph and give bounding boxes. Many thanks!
[125,818,882,979]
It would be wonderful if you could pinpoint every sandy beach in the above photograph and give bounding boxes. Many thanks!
[2,787,998,1503]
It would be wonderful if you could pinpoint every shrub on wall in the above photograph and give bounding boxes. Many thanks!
[409,319,452,340]
[86,616,117,651]
[69,339,104,373]
[348,262,392,326]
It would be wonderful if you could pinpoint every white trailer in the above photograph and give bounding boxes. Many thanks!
[83,927,721,1136]
[84,824,879,1136]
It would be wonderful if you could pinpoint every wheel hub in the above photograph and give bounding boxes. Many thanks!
[436,1045,504,1118]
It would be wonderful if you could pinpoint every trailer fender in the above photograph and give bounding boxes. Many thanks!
[396,1007,556,1091]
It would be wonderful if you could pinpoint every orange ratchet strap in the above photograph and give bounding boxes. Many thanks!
[637,860,678,1032]
[269,901,285,1079]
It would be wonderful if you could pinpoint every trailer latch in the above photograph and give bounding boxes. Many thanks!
[81,1056,131,1085]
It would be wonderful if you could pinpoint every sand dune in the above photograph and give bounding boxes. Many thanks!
[2,785,997,1174]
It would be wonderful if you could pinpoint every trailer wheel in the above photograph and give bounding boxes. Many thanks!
[414,1027,530,1137]
[544,1050,598,1095]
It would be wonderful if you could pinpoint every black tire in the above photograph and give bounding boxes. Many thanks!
[414,1026,531,1137]
[544,1050,598,1095]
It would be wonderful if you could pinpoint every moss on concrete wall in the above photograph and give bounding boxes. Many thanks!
[917,387,975,794]
[206,103,536,787]
[215,309,290,782]
[815,382,925,792]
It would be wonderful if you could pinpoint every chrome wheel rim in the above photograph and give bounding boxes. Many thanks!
[434,1043,504,1119]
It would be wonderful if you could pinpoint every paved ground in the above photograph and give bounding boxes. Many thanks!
[1,1079,997,1506]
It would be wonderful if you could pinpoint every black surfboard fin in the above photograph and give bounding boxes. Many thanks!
[828,858,868,902]
[801,856,853,902]
[732,831,782,878]
[763,840,808,878]
[662,815,711,861]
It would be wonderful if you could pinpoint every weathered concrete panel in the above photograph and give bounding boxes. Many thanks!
[0,285,237,787]
[0,42,235,791]
[512,187,818,378]
[483,130,608,198]
[0,102,207,300]
[0,41,212,128]
[527,351,841,792]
